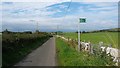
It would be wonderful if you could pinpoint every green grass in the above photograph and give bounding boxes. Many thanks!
[56,38,114,66]
[61,32,118,48]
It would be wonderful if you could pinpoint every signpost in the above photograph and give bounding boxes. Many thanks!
[78,18,86,51]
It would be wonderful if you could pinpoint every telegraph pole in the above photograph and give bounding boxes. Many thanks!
[37,22,39,31]
[29,20,40,32]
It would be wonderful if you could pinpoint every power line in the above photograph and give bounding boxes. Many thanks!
[64,0,72,17]
[62,0,72,27]
[67,0,72,12]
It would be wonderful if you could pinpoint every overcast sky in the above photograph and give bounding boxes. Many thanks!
[1,0,119,32]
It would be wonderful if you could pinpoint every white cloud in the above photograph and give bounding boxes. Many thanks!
[1,0,119,2]
[58,4,68,9]
[88,6,117,11]
[2,2,55,11]
[2,2,59,19]
[1,0,70,2]
[1,2,118,32]
[73,0,119,2]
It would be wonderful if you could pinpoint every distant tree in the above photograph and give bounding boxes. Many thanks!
[23,31,32,34]
[75,31,82,33]
[2,29,12,34]
[57,31,63,35]
[75,31,78,33]
[55,32,57,35]
[82,31,86,33]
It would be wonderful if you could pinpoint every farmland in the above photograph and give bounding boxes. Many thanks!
[61,32,119,48]
[2,32,52,67]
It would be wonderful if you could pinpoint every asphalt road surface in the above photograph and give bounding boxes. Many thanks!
[15,37,56,66]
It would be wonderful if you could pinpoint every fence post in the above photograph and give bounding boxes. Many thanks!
[71,39,73,48]
[73,40,76,49]
[68,37,69,42]
[89,42,94,54]
[99,42,103,51]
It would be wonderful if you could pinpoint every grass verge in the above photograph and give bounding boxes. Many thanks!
[56,37,114,66]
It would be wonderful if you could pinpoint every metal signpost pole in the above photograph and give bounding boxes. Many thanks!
[78,23,80,52]
[78,18,86,52]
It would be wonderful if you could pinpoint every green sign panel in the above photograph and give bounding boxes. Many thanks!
[79,18,86,23]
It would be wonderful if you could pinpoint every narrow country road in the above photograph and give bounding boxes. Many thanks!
[15,37,56,66]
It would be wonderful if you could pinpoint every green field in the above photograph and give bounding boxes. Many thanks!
[56,38,113,66]
[61,32,118,48]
